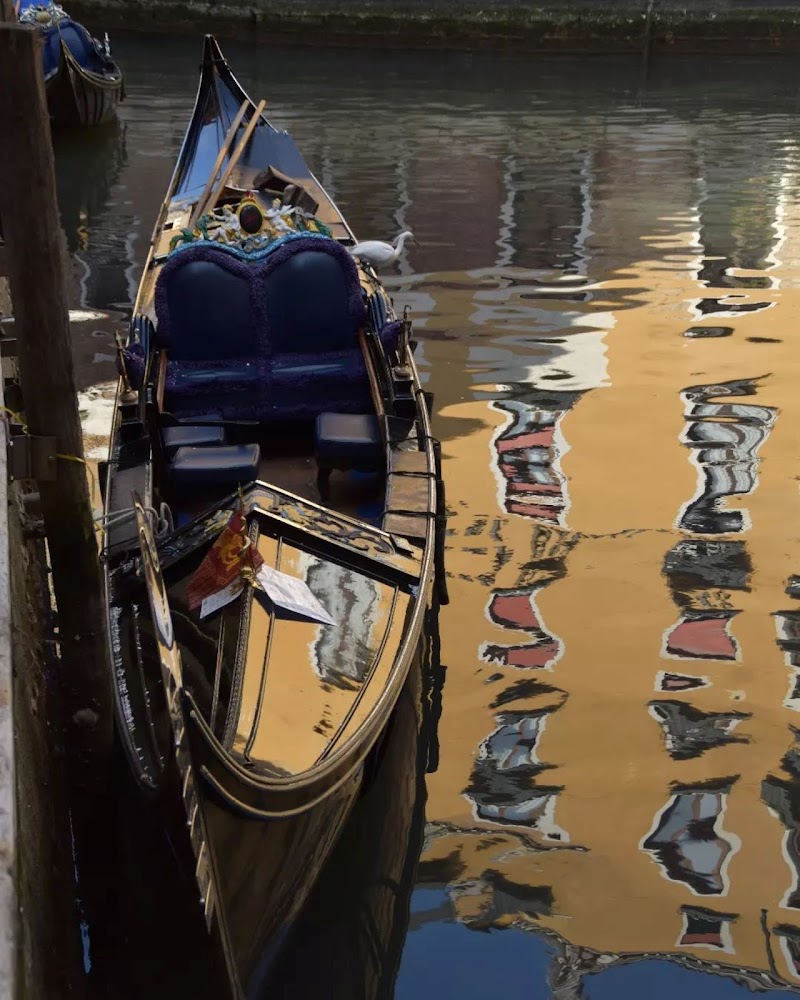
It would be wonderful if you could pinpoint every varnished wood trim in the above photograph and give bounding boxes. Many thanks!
[222,517,260,750]
[244,537,283,760]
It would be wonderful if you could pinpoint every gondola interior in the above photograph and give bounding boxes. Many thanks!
[99,35,445,997]
[105,37,439,792]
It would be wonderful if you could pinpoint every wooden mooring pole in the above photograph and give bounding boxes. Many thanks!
[0,20,114,984]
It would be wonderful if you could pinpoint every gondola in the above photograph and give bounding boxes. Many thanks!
[102,34,447,999]
[18,1,123,126]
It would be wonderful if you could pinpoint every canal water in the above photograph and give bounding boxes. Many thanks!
[58,33,800,998]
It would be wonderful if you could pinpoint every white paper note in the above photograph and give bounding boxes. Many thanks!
[199,578,245,619]
[256,565,337,626]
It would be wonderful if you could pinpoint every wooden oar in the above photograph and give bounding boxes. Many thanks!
[189,99,249,228]
[198,98,266,221]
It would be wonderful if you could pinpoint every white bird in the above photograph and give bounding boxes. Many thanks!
[349,231,419,269]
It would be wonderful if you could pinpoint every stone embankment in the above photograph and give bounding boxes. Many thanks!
[68,0,800,53]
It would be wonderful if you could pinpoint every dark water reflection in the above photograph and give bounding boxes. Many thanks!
[58,35,800,998]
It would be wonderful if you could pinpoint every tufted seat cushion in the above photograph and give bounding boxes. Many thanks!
[156,251,260,360]
[162,424,226,456]
[315,413,382,467]
[170,443,261,490]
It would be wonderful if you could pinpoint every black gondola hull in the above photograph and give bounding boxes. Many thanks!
[46,43,123,127]
[186,720,364,997]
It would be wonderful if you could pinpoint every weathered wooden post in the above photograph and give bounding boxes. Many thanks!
[0,24,114,982]
[0,0,15,23]
[0,20,112,768]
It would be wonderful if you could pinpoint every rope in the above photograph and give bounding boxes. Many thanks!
[95,501,173,540]
[0,404,28,432]
[56,452,99,504]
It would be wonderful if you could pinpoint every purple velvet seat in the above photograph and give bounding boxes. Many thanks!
[146,237,399,422]
[154,245,265,419]
[258,237,372,418]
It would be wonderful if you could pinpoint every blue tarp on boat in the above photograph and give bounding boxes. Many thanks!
[17,1,108,81]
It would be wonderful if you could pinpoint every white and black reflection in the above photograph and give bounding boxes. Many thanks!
[491,387,584,526]
[676,377,777,536]
[304,558,382,690]
[776,925,800,980]
[773,612,800,712]
[464,705,569,843]
[648,702,750,760]
[641,779,740,896]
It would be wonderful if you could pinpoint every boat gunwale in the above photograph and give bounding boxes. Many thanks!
[147,482,423,583]
[60,37,123,90]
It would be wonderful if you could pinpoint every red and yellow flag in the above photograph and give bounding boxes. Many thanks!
[185,504,264,610]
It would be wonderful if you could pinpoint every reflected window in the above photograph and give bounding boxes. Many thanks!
[676,379,777,536]
[773,614,800,712]
[481,641,560,670]
[663,539,751,596]
[774,612,800,669]
[656,672,710,692]
[641,781,739,895]
[481,587,563,671]
[465,708,568,842]
[662,610,739,661]
[492,399,569,525]
[472,787,568,842]
[649,701,749,760]
[762,777,800,909]
[481,711,548,770]
[678,905,736,952]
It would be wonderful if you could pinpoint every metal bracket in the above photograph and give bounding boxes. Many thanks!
[0,335,17,358]
[7,428,57,481]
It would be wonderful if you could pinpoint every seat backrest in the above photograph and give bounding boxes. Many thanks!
[154,246,259,362]
[262,238,366,355]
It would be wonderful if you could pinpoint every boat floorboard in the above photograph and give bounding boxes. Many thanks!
[256,432,384,528]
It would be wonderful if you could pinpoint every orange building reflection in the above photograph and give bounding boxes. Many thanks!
[412,108,800,993]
